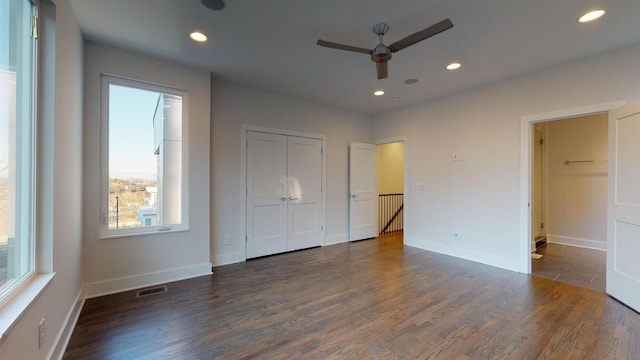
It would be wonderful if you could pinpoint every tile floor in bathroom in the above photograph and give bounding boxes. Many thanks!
[532,242,606,292]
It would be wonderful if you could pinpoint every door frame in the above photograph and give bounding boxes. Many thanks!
[240,124,327,261]
[374,136,408,242]
[518,100,627,274]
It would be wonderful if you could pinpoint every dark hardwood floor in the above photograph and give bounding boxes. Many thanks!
[64,232,640,359]
[532,243,606,292]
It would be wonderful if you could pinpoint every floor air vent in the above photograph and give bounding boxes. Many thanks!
[136,285,168,297]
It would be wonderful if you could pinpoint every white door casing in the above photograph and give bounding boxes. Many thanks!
[349,142,377,241]
[607,101,640,312]
[246,131,323,258]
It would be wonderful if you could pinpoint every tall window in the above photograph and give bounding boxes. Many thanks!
[0,0,37,301]
[101,76,187,237]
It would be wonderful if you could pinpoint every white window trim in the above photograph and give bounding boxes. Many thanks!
[0,0,56,343]
[99,75,190,239]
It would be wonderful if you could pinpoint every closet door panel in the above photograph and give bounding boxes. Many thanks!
[287,136,323,251]
[246,131,288,258]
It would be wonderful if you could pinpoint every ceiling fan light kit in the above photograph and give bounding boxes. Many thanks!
[317,19,454,80]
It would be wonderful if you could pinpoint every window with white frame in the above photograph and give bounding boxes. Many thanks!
[100,76,188,237]
[0,0,37,303]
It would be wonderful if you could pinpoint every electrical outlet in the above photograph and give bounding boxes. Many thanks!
[224,235,232,245]
[453,232,464,240]
[38,318,46,349]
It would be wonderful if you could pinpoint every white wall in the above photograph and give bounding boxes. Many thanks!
[0,0,84,358]
[546,114,608,249]
[372,41,640,272]
[377,142,404,194]
[82,43,211,296]
[210,81,372,265]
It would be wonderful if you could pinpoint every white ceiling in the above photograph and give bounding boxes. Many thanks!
[68,0,640,115]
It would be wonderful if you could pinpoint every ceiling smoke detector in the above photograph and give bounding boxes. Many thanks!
[201,0,225,11]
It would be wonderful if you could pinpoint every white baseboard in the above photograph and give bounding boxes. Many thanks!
[405,236,521,273]
[547,235,606,250]
[49,289,85,360]
[210,235,350,268]
[211,252,245,267]
[83,262,213,299]
[324,233,348,246]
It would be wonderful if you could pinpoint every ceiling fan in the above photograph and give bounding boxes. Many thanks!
[316,19,454,80]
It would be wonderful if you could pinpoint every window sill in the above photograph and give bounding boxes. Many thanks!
[99,226,189,240]
[0,273,56,344]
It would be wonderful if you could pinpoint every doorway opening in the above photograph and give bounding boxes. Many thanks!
[530,115,608,291]
[520,101,625,276]
[376,140,405,244]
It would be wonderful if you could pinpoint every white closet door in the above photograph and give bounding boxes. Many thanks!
[246,131,288,258]
[287,136,323,251]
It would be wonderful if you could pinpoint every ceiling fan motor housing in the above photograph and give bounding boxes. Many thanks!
[372,44,392,63]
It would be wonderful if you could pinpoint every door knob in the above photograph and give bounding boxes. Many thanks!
[351,194,357,199]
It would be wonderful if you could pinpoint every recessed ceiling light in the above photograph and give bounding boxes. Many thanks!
[446,62,462,70]
[578,9,605,23]
[374,90,385,96]
[190,31,208,42]
[404,78,419,85]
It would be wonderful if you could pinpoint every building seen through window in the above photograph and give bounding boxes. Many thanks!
[104,80,184,235]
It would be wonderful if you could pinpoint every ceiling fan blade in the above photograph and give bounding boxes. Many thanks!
[376,61,388,80]
[316,40,372,54]
[388,18,454,53]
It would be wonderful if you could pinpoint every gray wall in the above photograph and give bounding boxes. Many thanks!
[210,81,373,265]
[81,42,212,296]
[372,41,640,272]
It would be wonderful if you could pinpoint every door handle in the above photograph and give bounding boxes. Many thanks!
[351,194,357,199]
[289,195,299,201]
[280,196,288,201]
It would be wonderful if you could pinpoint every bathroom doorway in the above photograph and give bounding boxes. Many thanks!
[530,114,607,291]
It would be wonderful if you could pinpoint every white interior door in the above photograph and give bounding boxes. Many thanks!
[246,131,288,258]
[607,100,640,312]
[349,142,377,241]
[287,136,323,251]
